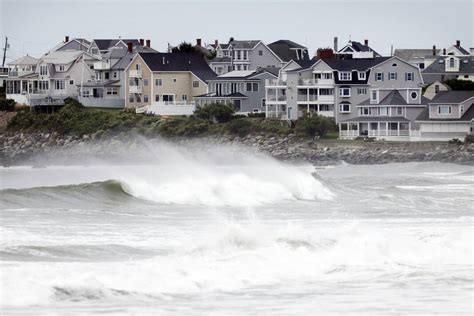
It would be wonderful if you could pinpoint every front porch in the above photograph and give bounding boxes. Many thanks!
[339,120,420,140]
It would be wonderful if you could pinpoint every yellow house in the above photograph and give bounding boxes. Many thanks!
[124,52,216,109]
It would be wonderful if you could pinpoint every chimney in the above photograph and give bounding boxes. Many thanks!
[456,40,460,47]
[146,39,151,47]
[65,36,69,43]
[316,48,335,60]
[139,39,144,46]
[196,38,202,47]
[127,42,133,53]
[432,45,436,56]
[215,39,218,47]
[333,37,338,52]
[443,48,447,55]
[364,39,369,46]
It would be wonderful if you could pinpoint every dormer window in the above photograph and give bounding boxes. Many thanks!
[39,65,48,76]
[58,65,65,72]
[358,72,366,80]
[339,72,351,81]
[438,105,452,115]
[449,58,455,68]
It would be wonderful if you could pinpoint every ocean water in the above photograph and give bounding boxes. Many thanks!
[0,142,473,315]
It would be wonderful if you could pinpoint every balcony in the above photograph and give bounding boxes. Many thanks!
[94,61,111,70]
[297,94,318,102]
[129,70,142,78]
[298,78,334,86]
[266,79,286,87]
[129,85,142,93]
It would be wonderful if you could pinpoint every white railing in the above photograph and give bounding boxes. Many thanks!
[129,70,142,78]
[368,130,411,137]
[136,105,151,114]
[298,79,319,86]
[340,130,359,137]
[94,61,111,70]
[129,85,142,93]
[144,101,196,116]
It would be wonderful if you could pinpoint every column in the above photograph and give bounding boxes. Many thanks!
[397,122,400,136]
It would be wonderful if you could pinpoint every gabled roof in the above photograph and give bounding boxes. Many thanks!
[93,39,141,51]
[422,56,474,74]
[358,90,428,106]
[253,67,280,77]
[219,70,255,78]
[138,52,216,82]
[268,40,309,62]
[41,50,85,64]
[394,49,440,61]
[339,41,381,57]
[427,90,474,104]
[449,44,470,55]
[7,55,39,66]
[228,40,260,49]
[50,38,91,52]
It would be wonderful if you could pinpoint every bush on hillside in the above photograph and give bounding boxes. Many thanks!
[295,115,337,138]
[464,134,474,144]
[444,79,474,91]
[194,103,235,123]
[226,118,254,137]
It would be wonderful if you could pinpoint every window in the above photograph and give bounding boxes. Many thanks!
[339,87,351,97]
[105,72,110,80]
[323,73,332,80]
[144,79,149,86]
[357,88,367,95]
[261,99,266,108]
[362,108,370,116]
[39,80,49,91]
[69,80,74,85]
[129,95,134,102]
[320,104,330,111]
[136,95,141,102]
[419,63,425,69]
[155,94,160,102]
[339,102,351,113]
[193,81,199,88]
[410,91,418,100]
[371,90,379,102]
[106,88,118,95]
[358,72,366,80]
[319,88,333,96]
[397,107,403,116]
[379,107,388,116]
[96,72,102,81]
[253,82,258,92]
[392,63,398,67]
[54,80,65,90]
[246,82,259,92]
[173,78,177,83]
[113,71,118,79]
[58,65,65,72]
[449,58,455,68]
[405,72,414,81]
[182,94,187,101]
[375,72,384,81]
[339,72,351,81]
[389,72,397,80]
[435,85,440,93]
[438,105,452,115]
[460,105,464,113]
[39,65,48,76]
[155,78,162,86]
[258,50,263,56]
[135,64,141,71]
[464,75,469,79]
[144,95,149,103]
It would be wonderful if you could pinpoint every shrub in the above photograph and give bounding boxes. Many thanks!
[444,79,474,91]
[295,115,337,138]
[226,118,253,137]
[247,112,266,118]
[464,134,474,144]
[194,103,235,123]
[0,99,16,111]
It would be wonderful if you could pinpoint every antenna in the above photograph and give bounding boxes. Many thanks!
[2,36,8,67]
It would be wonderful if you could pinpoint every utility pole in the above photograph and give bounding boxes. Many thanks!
[2,37,8,67]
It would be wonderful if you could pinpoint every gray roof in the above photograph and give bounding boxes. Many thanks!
[139,52,216,82]
[358,90,429,106]
[453,45,470,55]
[394,49,440,61]
[340,116,410,123]
[268,40,309,62]
[422,56,474,74]
[428,90,474,104]
[229,40,260,49]
[111,52,136,70]
[416,103,474,122]
[323,57,391,71]
[7,55,39,66]
[339,41,381,57]
[93,39,141,51]
[195,92,248,99]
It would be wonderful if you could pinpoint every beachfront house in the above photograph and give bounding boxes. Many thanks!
[422,55,474,85]
[210,40,284,75]
[125,52,216,115]
[394,46,440,70]
[194,68,279,114]
[415,89,474,141]
[78,40,156,108]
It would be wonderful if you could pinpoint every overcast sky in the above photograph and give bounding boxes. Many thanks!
[1,0,472,62]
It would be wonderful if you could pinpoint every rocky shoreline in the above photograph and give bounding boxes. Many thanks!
[1,131,473,166]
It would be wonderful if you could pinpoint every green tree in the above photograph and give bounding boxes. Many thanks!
[171,42,196,53]
[443,79,474,91]
[194,103,235,123]
[295,115,336,138]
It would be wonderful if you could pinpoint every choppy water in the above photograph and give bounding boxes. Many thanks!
[1,142,473,315]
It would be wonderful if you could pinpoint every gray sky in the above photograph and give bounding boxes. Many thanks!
[1,0,472,62]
